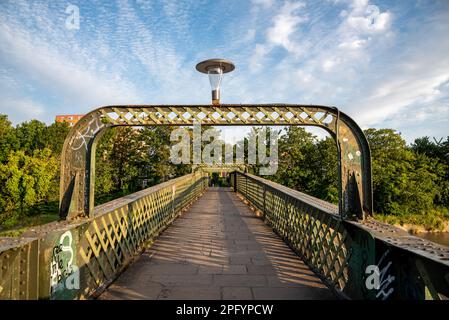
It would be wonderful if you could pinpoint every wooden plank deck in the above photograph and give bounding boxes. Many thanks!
[99,188,335,300]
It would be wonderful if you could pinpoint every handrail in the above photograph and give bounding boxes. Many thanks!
[231,171,449,300]
[0,172,208,300]
[242,173,339,215]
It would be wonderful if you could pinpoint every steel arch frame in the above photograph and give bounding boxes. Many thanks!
[59,104,372,221]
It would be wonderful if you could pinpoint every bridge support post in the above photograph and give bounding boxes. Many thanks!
[59,110,110,219]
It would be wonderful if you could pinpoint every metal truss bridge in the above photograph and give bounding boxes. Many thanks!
[1,104,448,300]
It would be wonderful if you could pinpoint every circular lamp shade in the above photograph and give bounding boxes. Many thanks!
[196,59,235,74]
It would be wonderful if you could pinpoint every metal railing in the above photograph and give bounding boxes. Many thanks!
[2,170,449,300]
[231,171,449,300]
[0,172,208,300]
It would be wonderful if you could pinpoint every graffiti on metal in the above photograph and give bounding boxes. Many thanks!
[50,231,79,299]
[71,118,105,151]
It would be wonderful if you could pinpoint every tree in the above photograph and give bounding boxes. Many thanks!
[0,148,58,225]
[0,114,18,163]
[365,128,439,215]
[308,137,338,203]
[114,128,142,192]
[273,126,316,192]
[95,126,179,196]
[45,121,70,155]
[411,137,441,158]
[95,128,115,197]
[15,120,48,154]
[411,136,449,207]
[138,126,176,186]
[270,127,338,203]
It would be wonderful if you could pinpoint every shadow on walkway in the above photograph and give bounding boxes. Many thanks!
[99,188,335,300]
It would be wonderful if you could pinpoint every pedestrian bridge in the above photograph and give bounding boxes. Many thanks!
[1,171,449,300]
[99,188,333,300]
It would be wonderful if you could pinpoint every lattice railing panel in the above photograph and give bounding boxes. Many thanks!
[98,105,337,128]
[233,172,350,292]
[78,172,208,298]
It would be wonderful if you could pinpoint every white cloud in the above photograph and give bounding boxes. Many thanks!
[250,1,306,71]
[343,0,391,34]
[322,58,340,72]
[0,0,206,122]
[251,0,276,9]
[348,11,449,127]
[338,38,368,49]
[337,0,392,56]
[353,69,449,126]
[0,8,142,122]
[0,97,45,124]
[242,0,449,142]
[266,1,306,53]
[0,0,448,143]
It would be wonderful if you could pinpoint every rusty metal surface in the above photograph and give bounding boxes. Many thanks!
[59,104,372,222]
[0,237,39,299]
[353,219,449,265]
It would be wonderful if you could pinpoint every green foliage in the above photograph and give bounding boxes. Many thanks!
[0,115,18,163]
[44,121,70,154]
[366,129,441,215]
[374,207,449,231]
[0,212,59,237]
[271,127,338,203]
[0,116,70,158]
[264,126,448,229]
[0,148,58,225]
[1,111,448,233]
[95,126,191,202]
[137,126,176,185]
[14,120,48,154]
[411,136,449,207]
[0,115,67,229]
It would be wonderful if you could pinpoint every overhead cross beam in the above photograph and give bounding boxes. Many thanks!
[59,104,372,221]
[193,163,246,173]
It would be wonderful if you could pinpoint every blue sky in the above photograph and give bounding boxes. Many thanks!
[0,0,448,143]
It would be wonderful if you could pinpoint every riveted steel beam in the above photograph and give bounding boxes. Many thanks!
[59,104,372,221]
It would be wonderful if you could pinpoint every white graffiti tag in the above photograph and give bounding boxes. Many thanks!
[50,231,80,295]
[71,118,105,151]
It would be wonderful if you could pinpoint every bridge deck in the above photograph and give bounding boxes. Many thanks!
[99,188,335,300]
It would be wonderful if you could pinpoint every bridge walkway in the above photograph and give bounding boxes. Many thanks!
[99,188,335,300]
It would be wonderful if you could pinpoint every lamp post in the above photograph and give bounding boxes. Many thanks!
[196,59,235,105]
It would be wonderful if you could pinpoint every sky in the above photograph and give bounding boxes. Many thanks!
[0,0,448,144]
